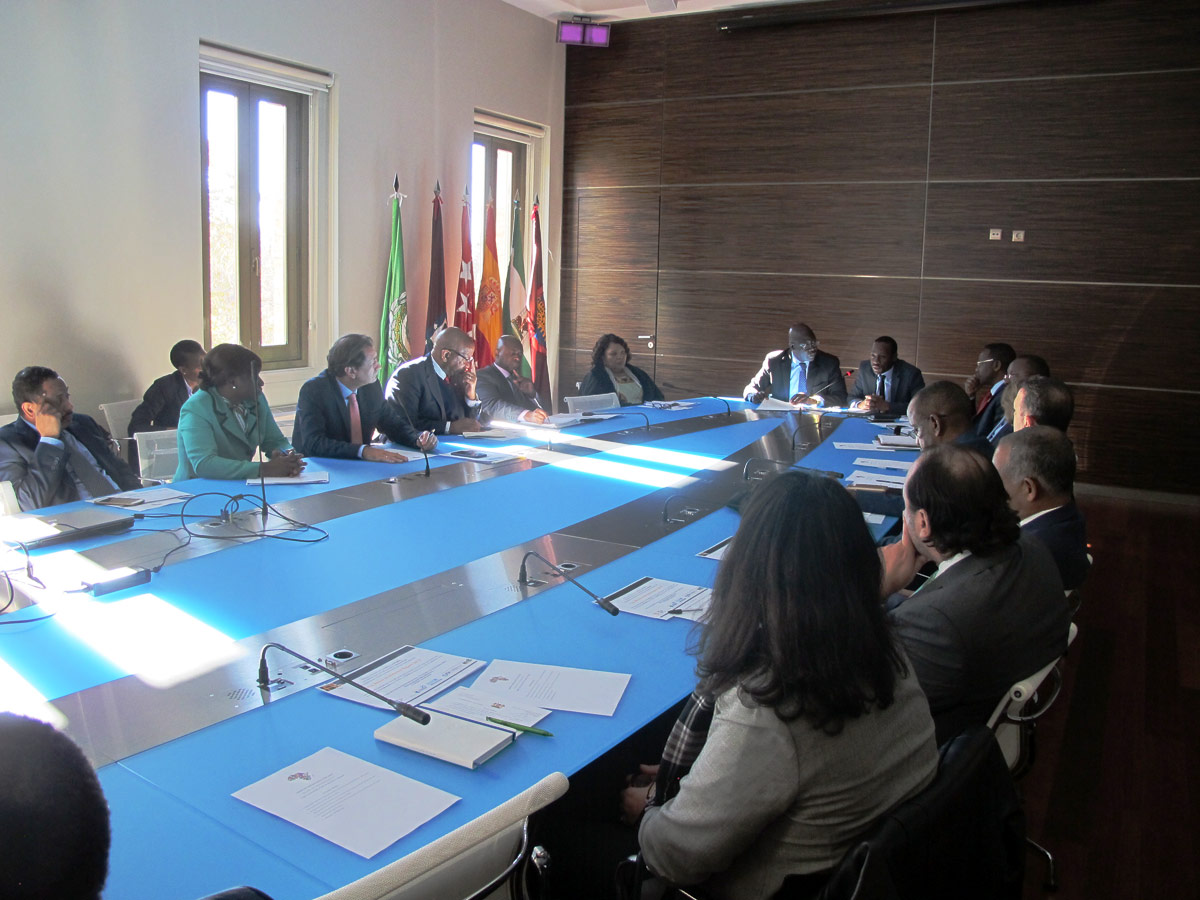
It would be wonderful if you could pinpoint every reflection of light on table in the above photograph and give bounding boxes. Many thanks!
[54,593,243,689]
[547,456,696,488]
[0,657,67,727]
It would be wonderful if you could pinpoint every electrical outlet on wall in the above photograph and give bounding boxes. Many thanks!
[1012,230,1025,242]
[989,228,1002,240]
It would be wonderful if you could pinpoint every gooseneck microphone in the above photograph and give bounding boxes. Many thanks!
[706,396,732,416]
[742,457,793,481]
[517,550,620,616]
[392,397,431,476]
[257,642,431,725]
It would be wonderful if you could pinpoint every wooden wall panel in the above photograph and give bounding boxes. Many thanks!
[659,184,926,276]
[572,190,661,270]
[934,0,1200,82]
[923,182,1200,284]
[663,6,933,97]
[655,272,922,378]
[564,102,663,188]
[916,281,1200,390]
[662,87,930,184]
[558,265,577,356]
[1066,386,1200,493]
[568,269,660,355]
[565,20,663,106]
[930,72,1200,180]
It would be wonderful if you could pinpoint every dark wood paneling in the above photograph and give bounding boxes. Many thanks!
[1068,385,1200,493]
[564,102,663,189]
[923,182,1200,284]
[916,281,1200,390]
[659,184,927,277]
[565,19,663,106]
[558,265,577,355]
[934,0,1200,82]
[655,272,922,380]
[931,72,1200,181]
[572,190,661,271]
[662,5,934,97]
[561,191,579,270]
[568,269,660,357]
[662,87,930,184]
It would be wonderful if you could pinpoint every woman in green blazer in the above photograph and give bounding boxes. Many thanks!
[174,344,305,481]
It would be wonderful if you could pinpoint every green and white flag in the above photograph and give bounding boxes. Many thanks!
[379,179,410,384]
[504,191,530,377]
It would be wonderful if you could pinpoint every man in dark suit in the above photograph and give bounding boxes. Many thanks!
[292,334,410,462]
[964,342,1015,440]
[848,336,925,413]
[0,366,141,510]
[128,340,206,437]
[881,444,1071,744]
[476,335,548,424]
[384,326,481,450]
[743,323,847,407]
[986,354,1050,448]
[906,381,994,457]
[993,426,1090,590]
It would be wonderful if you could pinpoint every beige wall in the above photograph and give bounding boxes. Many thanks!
[0,0,564,416]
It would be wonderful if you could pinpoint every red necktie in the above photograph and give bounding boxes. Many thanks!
[348,392,363,444]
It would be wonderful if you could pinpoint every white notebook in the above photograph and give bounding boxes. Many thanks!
[374,710,514,769]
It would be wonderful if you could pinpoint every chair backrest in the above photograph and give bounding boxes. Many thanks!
[564,393,619,414]
[135,429,179,483]
[0,481,20,516]
[811,727,1025,900]
[986,622,1078,774]
[100,399,141,442]
[312,771,568,900]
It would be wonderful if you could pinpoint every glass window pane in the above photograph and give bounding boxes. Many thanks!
[258,99,288,347]
[205,89,240,347]
[470,142,486,282]
[496,148,513,301]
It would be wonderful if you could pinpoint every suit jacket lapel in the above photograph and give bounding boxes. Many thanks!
[424,358,448,422]
[327,373,352,439]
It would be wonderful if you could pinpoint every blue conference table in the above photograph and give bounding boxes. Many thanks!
[0,402,915,900]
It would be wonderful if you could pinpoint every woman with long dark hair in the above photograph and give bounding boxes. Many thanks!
[578,333,664,406]
[637,471,938,899]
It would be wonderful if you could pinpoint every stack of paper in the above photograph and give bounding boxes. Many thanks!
[375,710,514,769]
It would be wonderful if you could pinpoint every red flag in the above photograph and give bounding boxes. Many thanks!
[453,194,476,344]
[526,197,551,409]
[423,183,446,353]
[474,199,502,368]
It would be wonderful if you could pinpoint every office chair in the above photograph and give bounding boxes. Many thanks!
[133,428,179,484]
[564,393,619,414]
[0,481,19,516]
[311,771,568,900]
[985,622,1079,891]
[99,398,141,455]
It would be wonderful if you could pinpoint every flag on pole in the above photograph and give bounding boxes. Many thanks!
[526,196,551,408]
[474,198,502,368]
[504,191,531,378]
[453,191,476,345]
[378,177,409,385]
[423,182,447,354]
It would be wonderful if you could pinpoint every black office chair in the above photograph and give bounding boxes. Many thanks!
[808,726,1025,900]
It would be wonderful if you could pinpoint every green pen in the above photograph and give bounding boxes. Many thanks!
[487,716,553,737]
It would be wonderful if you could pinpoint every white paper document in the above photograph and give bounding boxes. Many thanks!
[646,401,696,410]
[756,397,795,411]
[847,470,908,489]
[246,470,330,485]
[833,442,893,452]
[697,536,733,561]
[90,487,192,510]
[863,512,886,525]
[605,576,712,622]
[319,646,484,710]
[422,686,552,730]
[471,660,630,716]
[233,747,458,858]
[852,457,914,473]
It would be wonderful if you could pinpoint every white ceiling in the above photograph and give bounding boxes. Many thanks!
[498,0,817,24]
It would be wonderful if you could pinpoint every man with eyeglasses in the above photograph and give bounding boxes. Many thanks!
[0,366,141,510]
[383,326,482,450]
[743,323,847,407]
[963,342,1015,439]
[906,381,994,456]
[988,354,1051,447]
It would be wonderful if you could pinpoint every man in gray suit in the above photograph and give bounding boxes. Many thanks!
[743,323,847,407]
[881,443,1071,745]
[475,335,547,425]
